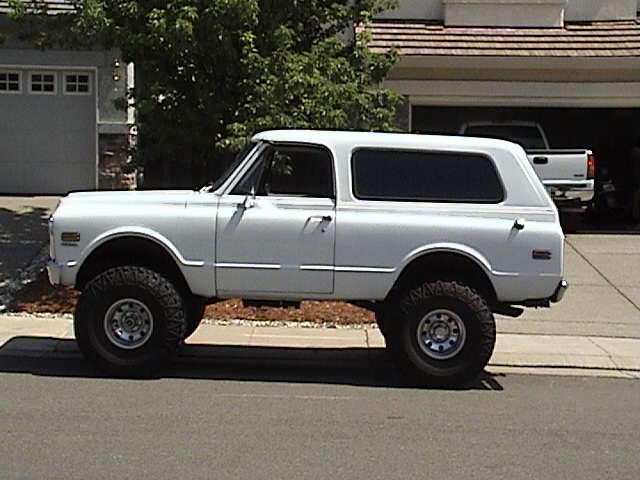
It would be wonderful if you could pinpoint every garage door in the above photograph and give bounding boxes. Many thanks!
[0,69,97,194]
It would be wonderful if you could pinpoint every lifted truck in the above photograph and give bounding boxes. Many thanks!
[47,130,567,386]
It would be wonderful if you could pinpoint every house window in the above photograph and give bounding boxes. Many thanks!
[64,73,91,94]
[0,72,21,93]
[30,72,56,94]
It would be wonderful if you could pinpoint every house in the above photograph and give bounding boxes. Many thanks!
[0,0,133,195]
[2,0,639,216]
[365,0,640,217]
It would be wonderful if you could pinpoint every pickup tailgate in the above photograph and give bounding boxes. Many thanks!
[526,149,594,198]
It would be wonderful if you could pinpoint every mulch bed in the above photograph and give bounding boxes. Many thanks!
[8,271,376,325]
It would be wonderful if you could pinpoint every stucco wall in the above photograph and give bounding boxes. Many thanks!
[565,0,637,22]
[378,0,639,22]
[376,0,443,20]
[443,0,565,27]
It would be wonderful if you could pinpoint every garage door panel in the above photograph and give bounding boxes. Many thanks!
[0,69,96,195]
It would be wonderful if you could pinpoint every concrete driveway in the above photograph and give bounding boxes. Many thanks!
[0,196,59,309]
[497,234,640,339]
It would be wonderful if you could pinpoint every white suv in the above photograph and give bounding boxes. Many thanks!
[48,130,567,386]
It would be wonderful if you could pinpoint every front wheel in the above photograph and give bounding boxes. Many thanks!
[74,266,186,377]
[386,281,495,387]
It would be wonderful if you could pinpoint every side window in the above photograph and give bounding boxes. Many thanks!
[352,149,504,203]
[232,144,334,198]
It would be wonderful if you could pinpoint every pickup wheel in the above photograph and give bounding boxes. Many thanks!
[386,281,495,387]
[74,266,186,377]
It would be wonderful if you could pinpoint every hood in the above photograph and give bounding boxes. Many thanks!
[51,190,204,223]
[63,190,196,207]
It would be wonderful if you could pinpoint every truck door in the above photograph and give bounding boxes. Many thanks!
[215,143,336,295]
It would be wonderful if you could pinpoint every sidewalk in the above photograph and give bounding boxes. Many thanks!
[1,314,638,379]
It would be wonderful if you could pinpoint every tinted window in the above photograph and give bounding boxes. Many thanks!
[232,144,334,198]
[352,149,504,203]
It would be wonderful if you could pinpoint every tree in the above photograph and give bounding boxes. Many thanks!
[10,0,400,187]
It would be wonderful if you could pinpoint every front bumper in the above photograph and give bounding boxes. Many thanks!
[46,260,62,286]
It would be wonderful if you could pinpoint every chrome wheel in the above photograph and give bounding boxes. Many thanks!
[416,308,466,360]
[103,298,154,350]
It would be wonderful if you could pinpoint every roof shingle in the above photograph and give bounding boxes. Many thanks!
[359,20,640,57]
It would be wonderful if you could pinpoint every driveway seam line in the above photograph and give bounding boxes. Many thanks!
[586,337,623,371]
[565,238,640,312]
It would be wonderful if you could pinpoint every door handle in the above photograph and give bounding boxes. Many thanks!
[309,215,332,222]
[308,215,332,232]
[533,156,549,165]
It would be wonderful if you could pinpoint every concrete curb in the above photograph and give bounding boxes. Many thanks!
[1,314,638,379]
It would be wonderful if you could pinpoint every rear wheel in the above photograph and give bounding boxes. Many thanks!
[386,280,495,387]
[74,266,186,377]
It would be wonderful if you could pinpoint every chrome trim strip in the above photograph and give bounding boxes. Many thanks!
[181,260,205,267]
[216,263,281,270]
[335,266,395,274]
[215,263,395,274]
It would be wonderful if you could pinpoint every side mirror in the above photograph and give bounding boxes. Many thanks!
[239,187,256,210]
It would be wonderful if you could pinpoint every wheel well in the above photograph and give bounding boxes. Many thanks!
[75,236,189,295]
[392,252,497,306]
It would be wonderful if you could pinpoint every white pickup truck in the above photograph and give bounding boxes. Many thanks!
[47,130,567,386]
[459,121,595,230]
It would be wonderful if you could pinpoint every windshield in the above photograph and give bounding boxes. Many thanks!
[201,141,258,192]
[463,125,546,150]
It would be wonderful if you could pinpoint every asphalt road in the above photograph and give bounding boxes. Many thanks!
[1,354,638,480]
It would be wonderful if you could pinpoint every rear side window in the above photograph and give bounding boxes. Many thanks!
[352,149,504,203]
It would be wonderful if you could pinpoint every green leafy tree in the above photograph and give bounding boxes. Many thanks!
[9,0,400,187]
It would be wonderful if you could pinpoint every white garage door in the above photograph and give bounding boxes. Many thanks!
[0,69,97,194]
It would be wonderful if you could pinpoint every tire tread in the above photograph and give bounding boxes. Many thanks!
[75,266,186,376]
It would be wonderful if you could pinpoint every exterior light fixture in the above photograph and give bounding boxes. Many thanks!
[112,58,122,82]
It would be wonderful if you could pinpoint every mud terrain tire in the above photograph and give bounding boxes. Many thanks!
[387,281,495,387]
[74,266,186,377]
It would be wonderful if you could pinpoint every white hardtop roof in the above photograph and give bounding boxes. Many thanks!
[251,129,523,154]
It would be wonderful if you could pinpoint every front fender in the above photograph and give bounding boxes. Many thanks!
[82,227,205,269]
